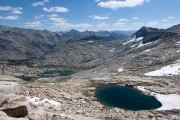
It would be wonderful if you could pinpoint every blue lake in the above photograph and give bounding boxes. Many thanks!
[96,85,162,111]
[38,70,74,77]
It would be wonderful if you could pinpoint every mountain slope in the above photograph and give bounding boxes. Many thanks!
[0,25,132,60]
[0,25,62,60]
[133,26,177,44]
[166,24,180,33]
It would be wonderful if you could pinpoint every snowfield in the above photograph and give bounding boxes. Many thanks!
[118,68,124,72]
[123,37,143,45]
[123,37,136,45]
[27,96,61,107]
[144,62,180,76]
[136,37,144,42]
[156,94,180,110]
[137,40,158,48]
[138,86,180,111]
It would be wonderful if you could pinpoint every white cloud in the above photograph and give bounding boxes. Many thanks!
[49,16,92,28]
[97,22,109,27]
[48,14,59,18]
[113,22,127,27]
[113,19,129,28]
[32,0,49,7]
[90,15,109,20]
[168,15,176,19]
[132,22,143,26]
[49,17,71,27]
[24,21,43,27]
[0,6,23,14]
[145,0,151,2]
[74,23,92,28]
[118,18,129,22]
[95,0,101,2]
[0,15,19,20]
[35,14,45,19]
[146,21,158,27]
[12,7,23,14]
[43,6,68,13]
[43,0,49,2]
[161,19,168,22]
[98,0,147,10]
[133,17,139,20]
[32,2,45,7]
[0,6,12,11]
[161,23,173,28]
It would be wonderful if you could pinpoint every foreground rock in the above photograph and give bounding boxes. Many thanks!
[0,81,22,94]
[0,97,6,107]
[0,111,28,120]
[0,75,23,82]
[0,81,48,120]
[27,108,47,120]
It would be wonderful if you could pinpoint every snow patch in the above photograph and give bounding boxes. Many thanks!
[144,63,180,76]
[176,50,180,53]
[109,48,115,52]
[156,94,180,110]
[130,44,137,48]
[123,37,143,45]
[87,41,94,43]
[137,41,153,48]
[92,77,109,80]
[27,96,61,107]
[137,40,158,48]
[176,41,180,45]
[136,37,143,42]
[118,68,124,72]
[137,86,180,111]
[123,37,136,45]
[143,49,152,53]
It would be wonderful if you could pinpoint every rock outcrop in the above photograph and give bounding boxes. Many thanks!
[0,80,48,120]
[0,81,22,94]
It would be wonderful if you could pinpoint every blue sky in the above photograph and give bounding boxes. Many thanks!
[0,0,179,31]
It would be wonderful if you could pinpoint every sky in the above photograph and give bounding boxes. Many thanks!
[0,0,179,31]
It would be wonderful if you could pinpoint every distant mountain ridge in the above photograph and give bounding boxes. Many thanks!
[166,24,180,33]
[0,25,133,60]
[58,29,134,42]
[133,26,179,44]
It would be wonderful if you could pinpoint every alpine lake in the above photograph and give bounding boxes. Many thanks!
[96,84,162,111]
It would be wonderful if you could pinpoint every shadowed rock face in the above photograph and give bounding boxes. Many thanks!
[166,24,180,33]
[2,105,28,118]
[133,26,178,44]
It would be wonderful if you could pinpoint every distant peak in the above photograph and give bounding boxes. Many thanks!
[69,29,79,32]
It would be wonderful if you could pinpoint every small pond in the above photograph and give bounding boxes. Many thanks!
[16,76,34,82]
[38,70,74,77]
[96,85,162,111]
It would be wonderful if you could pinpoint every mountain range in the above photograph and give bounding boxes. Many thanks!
[0,25,133,60]
[0,24,180,71]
